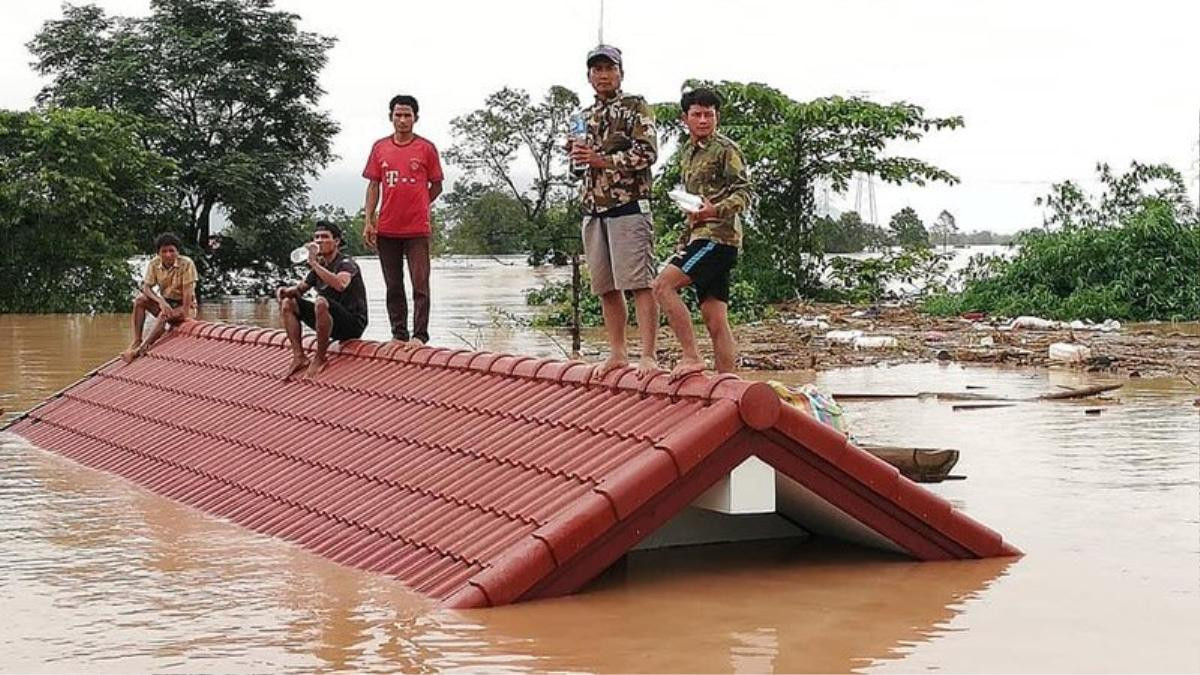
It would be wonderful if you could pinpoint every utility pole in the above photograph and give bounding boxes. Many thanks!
[571,251,581,357]
[598,0,605,44]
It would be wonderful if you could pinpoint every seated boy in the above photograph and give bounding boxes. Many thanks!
[122,232,197,363]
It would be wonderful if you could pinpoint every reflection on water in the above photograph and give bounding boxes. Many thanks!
[2,258,1198,672]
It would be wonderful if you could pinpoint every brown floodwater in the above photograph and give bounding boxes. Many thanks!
[1,257,1198,673]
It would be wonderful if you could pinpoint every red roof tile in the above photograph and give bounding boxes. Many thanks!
[7,320,1019,607]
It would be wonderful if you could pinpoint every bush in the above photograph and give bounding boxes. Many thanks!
[826,247,952,305]
[925,200,1200,321]
[526,265,773,328]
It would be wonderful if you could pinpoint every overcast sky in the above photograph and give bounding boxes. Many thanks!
[4,0,1198,233]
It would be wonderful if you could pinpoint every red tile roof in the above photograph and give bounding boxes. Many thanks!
[7,321,1019,607]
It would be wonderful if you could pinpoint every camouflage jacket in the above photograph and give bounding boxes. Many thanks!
[679,132,753,248]
[577,90,658,214]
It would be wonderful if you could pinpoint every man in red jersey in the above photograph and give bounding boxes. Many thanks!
[362,94,444,345]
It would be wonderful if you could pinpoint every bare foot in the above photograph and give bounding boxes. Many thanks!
[636,356,661,379]
[389,338,410,349]
[409,337,427,347]
[592,355,629,381]
[120,347,141,364]
[670,357,707,382]
[305,357,326,378]
[283,354,309,378]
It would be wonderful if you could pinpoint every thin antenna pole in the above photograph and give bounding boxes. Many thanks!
[598,0,605,44]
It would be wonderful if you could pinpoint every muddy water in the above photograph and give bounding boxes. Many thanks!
[2,258,1198,672]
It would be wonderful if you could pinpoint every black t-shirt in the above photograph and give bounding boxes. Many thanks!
[304,253,368,325]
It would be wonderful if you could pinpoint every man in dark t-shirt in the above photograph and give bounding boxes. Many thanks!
[276,221,369,378]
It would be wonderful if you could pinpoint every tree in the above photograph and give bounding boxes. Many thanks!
[437,182,531,255]
[446,85,587,353]
[654,81,962,300]
[931,209,959,249]
[29,0,339,251]
[812,210,888,254]
[888,207,931,249]
[0,108,179,312]
[1036,161,1196,229]
[445,86,581,264]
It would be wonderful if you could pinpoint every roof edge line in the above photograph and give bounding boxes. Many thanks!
[180,320,770,406]
[459,535,558,607]
[519,429,765,603]
[761,409,1020,558]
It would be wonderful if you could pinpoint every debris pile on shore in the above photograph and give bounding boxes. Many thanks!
[652,303,1200,378]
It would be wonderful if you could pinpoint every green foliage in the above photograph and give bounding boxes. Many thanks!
[525,271,603,328]
[29,0,339,254]
[925,163,1200,321]
[952,230,1014,246]
[1035,161,1195,229]
[437,182,535,255]
[653,81,962,301]
[812,211,889,254]
[827,247,952,305]
[525,267,773,328]
[887,207,931,249]
[0,108,179,313]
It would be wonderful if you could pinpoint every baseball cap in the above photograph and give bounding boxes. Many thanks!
[586,44,623,68]
[314,219,343,243]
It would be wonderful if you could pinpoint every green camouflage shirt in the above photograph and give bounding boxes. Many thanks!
[577,90,658,214]
[679,132,752,248]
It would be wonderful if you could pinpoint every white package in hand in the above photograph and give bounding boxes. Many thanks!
[668,189,704,213]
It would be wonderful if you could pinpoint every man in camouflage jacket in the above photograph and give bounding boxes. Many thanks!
[652,87,753,380]
[570,44,660,379]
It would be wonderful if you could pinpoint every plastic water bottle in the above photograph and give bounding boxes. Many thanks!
[290,243,316,264]
[569,112,588,172]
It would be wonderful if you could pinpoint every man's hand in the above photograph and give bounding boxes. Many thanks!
[276,286,297,302]
[569,142,608,169]
[685,197,718,227]
[363,221,377,250]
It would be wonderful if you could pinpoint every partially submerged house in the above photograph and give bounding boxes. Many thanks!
[6,321,1018,608]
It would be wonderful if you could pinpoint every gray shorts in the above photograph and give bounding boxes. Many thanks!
[581,212,656,294]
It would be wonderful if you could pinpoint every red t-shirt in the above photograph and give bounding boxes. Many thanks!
[362,135,444,238]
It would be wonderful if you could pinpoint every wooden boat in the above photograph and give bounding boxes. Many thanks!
[861,445,960,483]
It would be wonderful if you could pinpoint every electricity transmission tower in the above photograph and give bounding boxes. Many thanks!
[846,90,879,224]
[853,173,879,225]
